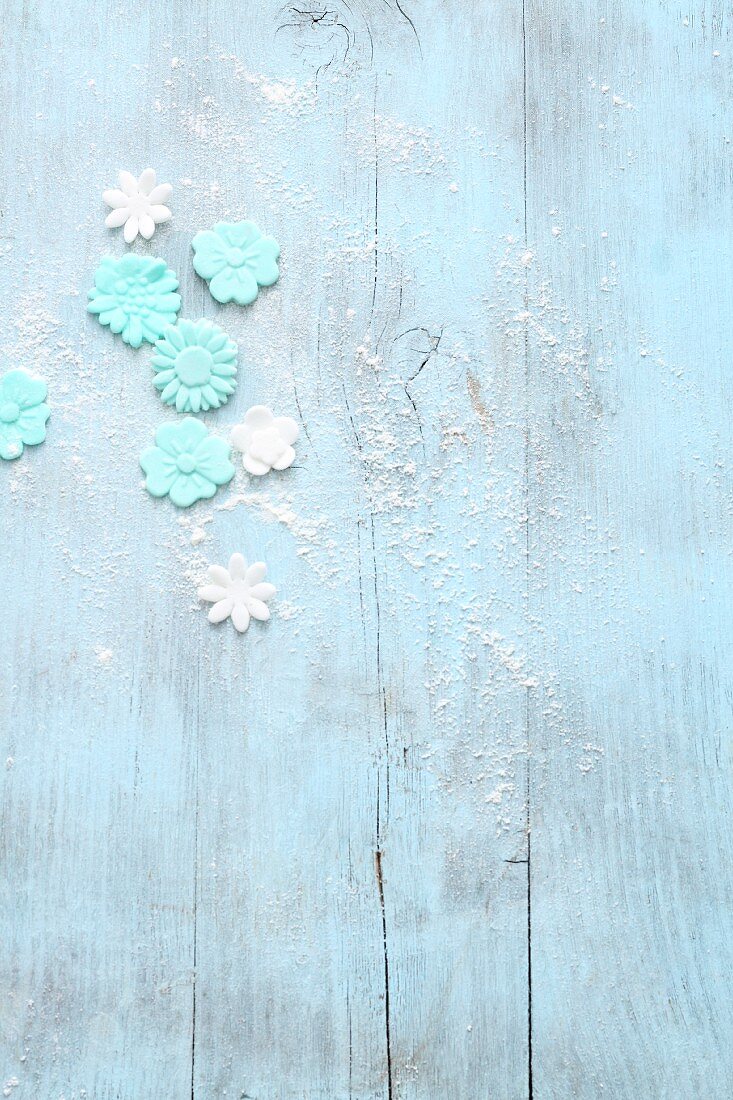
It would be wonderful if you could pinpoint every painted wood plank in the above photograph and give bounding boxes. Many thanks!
[525,1,733,1095]
[1,1,531,1097]
[0,4,209,1096]
[184,2,530,1097]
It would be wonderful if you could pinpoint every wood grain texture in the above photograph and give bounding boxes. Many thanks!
[526,1,733,1096]
[1,0,731,1097]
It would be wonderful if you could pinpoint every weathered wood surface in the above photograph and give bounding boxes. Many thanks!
[1,1,731,1096]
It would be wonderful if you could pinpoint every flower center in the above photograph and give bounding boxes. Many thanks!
[176,347,213,387]
[230,579,249,602]
[250,426,286,465]
[176,452,197,474]
[0,401,20,424]
[226,247,247,268]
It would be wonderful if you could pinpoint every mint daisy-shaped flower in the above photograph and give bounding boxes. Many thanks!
[140,417,235,508]
[0,369,50,460]
[191,221,280,305]
[87,255,181,348]
[152,320,238,413]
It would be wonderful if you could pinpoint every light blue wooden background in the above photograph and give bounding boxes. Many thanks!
[2,1,732,1096]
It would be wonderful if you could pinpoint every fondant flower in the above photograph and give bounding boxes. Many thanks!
[191,221,280,305]
[88,255,181,348]
[0,369,50,461]
[198,553,276,633]
[140,417,235,508]
[152,320,238,413]
[103,168,172,243]
[231,405,299,476]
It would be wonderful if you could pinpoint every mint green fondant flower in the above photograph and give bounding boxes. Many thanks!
[191,221,280,305]
[140,417,235,508]
[152,320,238,413]
[0,369,50,461]
[87,255,181,348]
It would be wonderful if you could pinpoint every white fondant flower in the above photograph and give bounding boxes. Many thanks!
[197,554,276,633]
[103,169,172,243]
[230,405,299,476]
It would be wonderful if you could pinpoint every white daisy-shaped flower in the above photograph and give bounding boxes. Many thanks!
[103,168,173,243]
[230,405,299,476]
[197,554,276,633]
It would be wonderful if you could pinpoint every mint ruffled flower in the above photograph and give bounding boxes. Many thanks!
[88,255,181,348]
[140,417,235,508]
[191,221,280,305]
[0,369,50,461]
[152,320,238,413]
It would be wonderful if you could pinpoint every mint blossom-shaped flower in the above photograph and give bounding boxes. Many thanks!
[231,405,299,476]
[191,221,280,305]
[88,255,181,348]
[152,320,237,413]
[0,369,50,461]
[103,169,172,243]
[140,417,234,508]
[198,554,276,633]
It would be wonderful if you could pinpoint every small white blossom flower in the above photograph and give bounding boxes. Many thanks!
[197,553,276,633]
[103,168,172,243]
[231,405,299,476]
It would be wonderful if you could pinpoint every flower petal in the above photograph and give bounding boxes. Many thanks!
[229,553,246,579]
[198,584,228,603]
[245,405,275,431]
[191,230,229,278]
[159,378,181,402]
[248,582,276,601]
[87,293,118,315]
[150,204,172,224]
[124,314,144,347]
[0,370,47,407]
[138,168,156,194]
[142,315,176,343]
[245,562,267,585]
[119,170,138,195]
[93,261,120,292]
[105,207,130,228]
[0,430,23,460]
[169,472,215,508]
[139,213,155,240]
[245,236,280,286]
[209,375,234,395]
[230,424,251,452]
[231,603,251,632]
[155,417,209,456]
[275,416,299,446]
[209,267,258,306]
[149,183,172,204]
[272,444,296,471]
[103,189,130,208]
[192,437,235,485]
[140,447,177,497]
[153,366,177,384]
[246,597,271,622]
[214,221,260,249]
[154,275,179,293]
[207,565,231,586]
[17,404,50,445]
[201,385,221,409]
[208,598,234,624]
[123,215,139,243]
[109,308,128,334]
[243,453,271,476]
